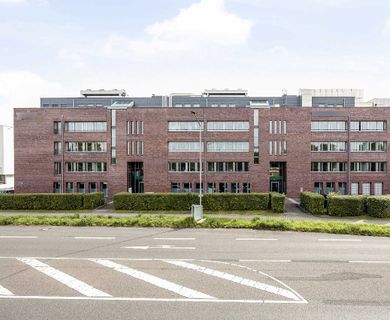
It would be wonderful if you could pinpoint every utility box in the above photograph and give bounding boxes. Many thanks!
[191,204,203,221]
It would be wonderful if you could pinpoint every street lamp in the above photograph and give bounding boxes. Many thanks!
[190,111,203,220]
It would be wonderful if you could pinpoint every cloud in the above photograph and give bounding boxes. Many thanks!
[0,0,46,5]
[103,0,253,57]
[0,71,62,126]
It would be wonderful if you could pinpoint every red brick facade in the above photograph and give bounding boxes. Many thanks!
[14,106,390,198]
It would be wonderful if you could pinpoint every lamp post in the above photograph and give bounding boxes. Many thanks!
[191,111,202,205]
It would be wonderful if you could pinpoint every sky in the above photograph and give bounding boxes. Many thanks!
[0,0,390,130]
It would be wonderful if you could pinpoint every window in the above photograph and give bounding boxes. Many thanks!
[311,121,346,132]
[231,183,240,193]
[66,162,107,172]
[168,142,203,152]
[207,162,248,172]
[362,183,371,195]
[168,162,201,172]
[54,142,62,155]
[374,183,383,195]
[350,142,386,152]
[254,128,259,164]
[314,182,323,194]
[89,182,97,193]
[53,121,62,135]
[219,182,228,193]
[311,162,346,172]
[326,182,335,193]
[183,183,192,192]
[128,121,144,135]
[171,183,180,193]
[351,162,386,172]
[207,142,249,152]
[338,182,347,195]
[243,183,251,193]
[168,122,203,132]
[207,121,249,132]
[66,182,73,193]
[128,141,144,156]
[64,122,107,132]
[207,183,216,193]
[111,110,117,165]
[269,121,272,134]
[350,121,386,131]
[77,182,85,193]
[195,183,203,193]
[65,142,107,152]
[53,182,61,193]
[254,110,259,126]
[311,142,347,152]
[351,183,359,195]
[54,162,62,175]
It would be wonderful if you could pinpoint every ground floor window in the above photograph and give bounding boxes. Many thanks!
[338,182,347,195]
[77,182,85,193]
[351,183,359,195]
[314,182,323,194]
[207,183,216,193]
[374,182,383,195]
[219,182,228,193]
[243,182,251,193]
[231,182,240,193]
[183,183,192,192]
[362,183,371,195]
[326,182,335,193]
[53,182,61,193]
[195,183,203,193]
[66,182,73,193]
[89,182,97,193]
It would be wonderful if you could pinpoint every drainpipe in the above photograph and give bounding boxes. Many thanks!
[61,114,65,193]
[347,115,351,194]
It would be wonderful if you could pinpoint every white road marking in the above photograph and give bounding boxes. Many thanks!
[0,236,38,239]
[17,258,110,297]
[239,259,291,263]
[0,295,306,303]
[318,239,362,242]
[236,238,278,241]
[74,237,116,240]
[122,245,196,250]
[153,238,195,241]
[354,220,365,224]
[91,259,214,299]
[0,285,13,296]
[349,260,390,264]
[165,260,300,301]
[0,256,196,262]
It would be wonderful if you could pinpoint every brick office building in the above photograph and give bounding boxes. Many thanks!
[14,88,390,198]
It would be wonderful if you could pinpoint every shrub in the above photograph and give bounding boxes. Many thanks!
[113,192,271,211]
[327,193,367,216]
[300,192,325,215]
[0,193,104,210]
[367,196,390,218]
[83,193,105,209]
[270,192,285,213]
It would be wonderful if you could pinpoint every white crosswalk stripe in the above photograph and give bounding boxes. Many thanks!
[17,258,111,297]
[0,284,13,296]
[165,260,300,301]
[91,259,215,299]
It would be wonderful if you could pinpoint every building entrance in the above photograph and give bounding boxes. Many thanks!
[128,162,144,193]
[269,162,286,194]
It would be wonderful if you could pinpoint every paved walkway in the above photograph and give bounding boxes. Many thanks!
[1,198,390,226]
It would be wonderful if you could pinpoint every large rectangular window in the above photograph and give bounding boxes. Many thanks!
[207,162,249,172]
[66,162,107,172]
[350,121,386,131]
[311,121,346,132]
[351,162,386,172]
[168,142,203,152]
[54,142,62,155]
[65,142,107,152]
[54,162,62,175]
[311,162,347,172]
[350,142,386,152]
[311,142,347,152]
[168,121,203,132]
[168,162,201,172]
[207,141,249,152]
[64,122,107,132]
[207,121,249,132]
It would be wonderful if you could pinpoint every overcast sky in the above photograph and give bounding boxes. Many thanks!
[0,0,390,129]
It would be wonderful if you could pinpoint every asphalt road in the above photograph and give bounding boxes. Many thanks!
[0,226,390,319]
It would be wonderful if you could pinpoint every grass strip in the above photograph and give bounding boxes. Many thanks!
[0,215,389,237]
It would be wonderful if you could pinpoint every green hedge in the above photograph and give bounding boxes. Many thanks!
[270,193,285,213]
[0,193,104,210]
[367,196,390,218]
[300,192,325,215]
[113,193,271,211]
[327,193,367,216]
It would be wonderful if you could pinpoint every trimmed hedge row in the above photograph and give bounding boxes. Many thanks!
[367,196,390,218]
[270,192,285,213]
[0,193,104,210]
[327,194,366,216]
[113,192,273,211]
[300,192,325,215]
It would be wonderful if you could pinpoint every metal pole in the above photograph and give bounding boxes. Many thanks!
[199,119,202,206]
[61,114,65,193]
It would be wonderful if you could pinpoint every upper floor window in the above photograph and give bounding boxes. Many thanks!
[311,162,346,172]
[208,162,249,172]
[351,162,386,172]
[168,142,203,152]
[350,141,386,152]
[311,121,346,132]
[207,121,249,132]
[53,121,62,135]
[350,121,386,131]
[168,121,203,132]
[311,142,347,152]
[66,162,107,173]
[64,122,107,132]
[65,142,107,152]
[168,162,201,172]
[207,141,249,152]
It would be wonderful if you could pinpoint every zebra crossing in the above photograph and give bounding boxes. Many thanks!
[0,257,307,304]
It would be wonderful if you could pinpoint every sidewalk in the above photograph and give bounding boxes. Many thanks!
[0,198,390,226]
